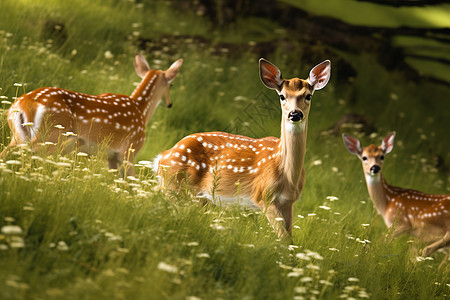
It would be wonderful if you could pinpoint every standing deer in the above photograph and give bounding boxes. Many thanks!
[154,58,331,239]
[2,53,183,175]
[343,132,450,256]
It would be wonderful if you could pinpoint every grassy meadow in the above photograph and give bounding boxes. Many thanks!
[0,0,449,299]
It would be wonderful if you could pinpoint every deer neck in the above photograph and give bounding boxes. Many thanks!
[364,173,390,217]
[278,118,307,189]
[130,70,163,124]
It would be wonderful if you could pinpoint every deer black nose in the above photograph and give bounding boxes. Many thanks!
[288,110,303,123]
[167,103,172,108]
[370,165,380,174]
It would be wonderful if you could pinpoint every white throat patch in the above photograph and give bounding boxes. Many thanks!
[365,173,381,185]
[285,120,306,133]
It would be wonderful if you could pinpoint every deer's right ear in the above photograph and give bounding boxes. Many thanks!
[342,134,362,156]
[134,53,151,78]
[381,131,396,154]
[259,58,284,91]
[164,58,183,83]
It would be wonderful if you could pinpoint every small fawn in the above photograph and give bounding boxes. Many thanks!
[343,132,450,256]
[2,53,183,175]
[154,58,331,239]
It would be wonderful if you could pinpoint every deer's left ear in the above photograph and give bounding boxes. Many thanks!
[381,132,396,154]
[165,59,183,83]
[307,60,331,91]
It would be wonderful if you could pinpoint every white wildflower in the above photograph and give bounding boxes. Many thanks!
[312,160,322,166]
[196,253,210,258]
[157,262,178,274]
[1,225,23,235]
[57,241,69,251]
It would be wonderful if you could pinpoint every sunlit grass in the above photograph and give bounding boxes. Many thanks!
[0,0,449,299]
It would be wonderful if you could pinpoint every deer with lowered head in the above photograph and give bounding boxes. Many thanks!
[2,53,183,175]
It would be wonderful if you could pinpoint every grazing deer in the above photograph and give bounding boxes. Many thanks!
[343,132,450,256]
[2,53,183,175]
[154,58,331,239]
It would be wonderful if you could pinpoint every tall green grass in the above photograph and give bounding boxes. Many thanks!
[0,0,449,299]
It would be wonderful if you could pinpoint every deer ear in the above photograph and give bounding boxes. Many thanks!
[307,60,331,91]
[134,53,151,78]
[381,132,396,154]
[165,59,183,83]
[342,134,362,156]
[259,58,284,91]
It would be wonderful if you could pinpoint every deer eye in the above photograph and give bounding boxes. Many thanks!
[362,156,368,161]
[280,94,286,103]
[305,94,312,101]
[380,155,384,160]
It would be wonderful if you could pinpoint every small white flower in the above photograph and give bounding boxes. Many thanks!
[319,205,331,210]
[326,196,339,201]
[62,132,77,137]
[21,122,34,127]
[294,287,307,294]
[1,225,23,235]
[9,237,25,248]
[55,162,71,168]
[76,152,88,157]
[296,253,311,261]
[312,160,322,166]
[54,124,65,129]
[57,241,69,251]
[306,250,323,260]
[157,262,178,274]
[196,253,210,258]
[104,51,114,59]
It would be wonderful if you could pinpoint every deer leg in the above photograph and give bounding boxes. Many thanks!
[422,231,450,257]
[122,147,136,177]
[265,200,294,243]
[108,151,120,170]
[0,139,17,159]
[389,223,411,238]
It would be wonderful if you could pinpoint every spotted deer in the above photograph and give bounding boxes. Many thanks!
[343,132,450,256]
[2,53,183,175]
[154,58,331,239]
